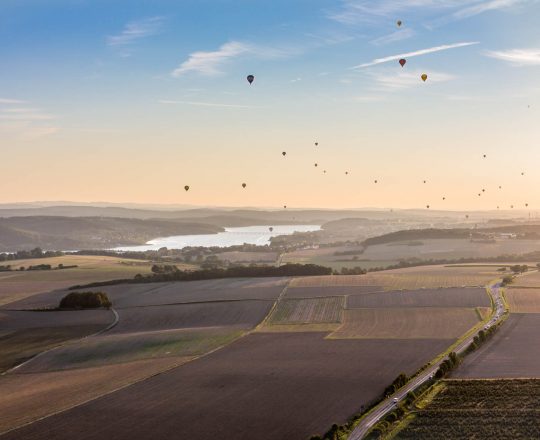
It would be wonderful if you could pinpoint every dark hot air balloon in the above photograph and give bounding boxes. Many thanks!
[184,185,190,192]
[242,183,247,188]
[421,74,428,82]
[282,151,286,156]
[399,59,406,67]
[397,20,402,27]
[269,227,274,232]
[247,75,254,85]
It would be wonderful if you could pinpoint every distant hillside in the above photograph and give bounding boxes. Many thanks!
[363,225,540,247]
[0,217,222,251]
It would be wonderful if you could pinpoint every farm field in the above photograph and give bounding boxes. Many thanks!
[0,255,159,307]
[505,288,540,312]
[217,251,278,263]
[290,264,500,290]
[0,309,114,372]
[331,307,480,339]
[4,277,287,310]
[0,356,193,433]
[17,327,243,372]
[512,270,540,287]
[363,238,540,261]
[267,296,344,324]
[456,313,540,378]
[347,288,489,309]
[394,379,540,439]
[0,333,453,440]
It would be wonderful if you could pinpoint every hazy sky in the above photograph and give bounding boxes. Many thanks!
[1,0,539,209]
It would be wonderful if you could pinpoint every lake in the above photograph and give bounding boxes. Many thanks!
[113,224,321,251]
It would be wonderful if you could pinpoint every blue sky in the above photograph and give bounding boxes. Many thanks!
[1,0,539,209]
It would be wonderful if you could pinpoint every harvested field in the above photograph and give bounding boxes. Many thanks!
[331,307,480,339]
[216,251,278,263]
[0,357,193,434]
[0,326,107,373]
[112,301,272,334]
[0,309,113,330]
[257,323,340,333]
[17,327,242,372]
[394,379,540,439]
[1,333,452,440]
[511,270,540,288]
[0,309,114,372]
[347,288,489,309]
[267,297,343,324]
[0,256,158,307]
[456,313,540,378]
[290,265,498,290]
[285,285,383,298]
[505,288,540,312]
[4,277,287,310]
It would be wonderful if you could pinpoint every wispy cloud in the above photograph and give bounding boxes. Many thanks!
[329,1,474,24]
[172,41,292,77]
[107,16,165,46]
[0,98,26,104]
[371,28,415,46]
[353,41,479,68]
[159,100,261,109]
[0,100,59,139]
[370,69,455,90]
[172,41,250,77]
[453,0,527,18]
[485,48,540,65]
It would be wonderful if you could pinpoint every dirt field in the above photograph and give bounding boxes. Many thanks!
[0,309,114,372]
[0,333,452,440]
[4,277,287,310]
[285,285,383,298]
[505,288,540,313]
[0,356,193,434]
[395,379,540,439]
[512,270,540,287]
[347,288,489,309]
[217,251,278,263]
[111,301,272,333]
[331,307,480,339]
[0,255,158,307]
[268,297,344,324]
[456,313,540,378]
[290,265,500,290]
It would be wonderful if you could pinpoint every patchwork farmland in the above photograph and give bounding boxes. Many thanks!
[0,265,500,439]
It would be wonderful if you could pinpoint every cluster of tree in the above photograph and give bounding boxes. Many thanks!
[71,263,333,290]
[339,267,367,275]
[501,275,514,286]
[26,264,52,271]
[0,265,11,272]
[510,264,528,274]
[151,264,179,274]
[434,352,461,379]
[0,248,63,261]
[384,373,409,397]
[464,325,500,356]
[59,291,111,309]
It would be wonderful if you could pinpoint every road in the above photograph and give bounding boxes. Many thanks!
[348,283,504,440]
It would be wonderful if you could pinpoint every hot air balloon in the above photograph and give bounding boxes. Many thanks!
[269,227,274,232]
[399,59,406,67]
[284,205,287,209]
[242,183,247,188]
[526,203,529,207]
[511,205,514,209]
[482,189,485,192]
[443,197,446,201]
[247,74,255,85]
[282,151,287,156]
[323,170,327,174]
[421,74,428,82]
[466,214,469,219]
[314,163,318,167]
[426,205,430,209]
[345,171,349,175]
[483,154,487,158]
[423,180,427,184]
[374,180,378,184]
[184,185,190,192]
[499,186,502,189]
[521,172,525,176]
[397,20,402,27]
[314,142,318,146]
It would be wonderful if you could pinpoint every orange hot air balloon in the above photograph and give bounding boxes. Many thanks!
[247,75,254,85]
[242,183,247,188]
[184,185,190,192]
[399,59,406,67]
[421,74,428,82]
